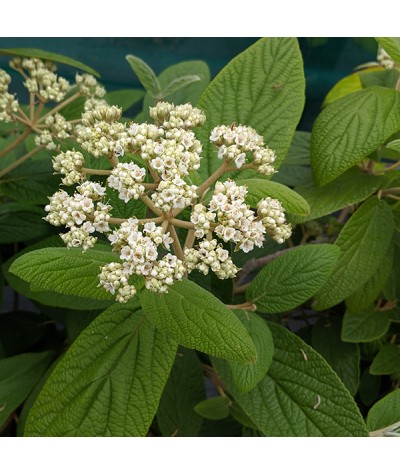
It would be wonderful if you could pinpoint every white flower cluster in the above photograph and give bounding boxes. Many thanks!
[377,48,396,69]
[151,175,197,212]
[257,198,292,244]
[150,102,206,129]
[185,239,238,279]
[52,150,86,186]
[75,73,106,99]
[0,70,19,122]
[190,204,216,238]
[44,181,111,251]
[35,113,73,150]
[107,162,147,202]
[10,57,71,102]
[210,124,276,175]
[99,219,184,301]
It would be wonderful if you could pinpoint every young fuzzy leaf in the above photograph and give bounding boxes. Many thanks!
[0,351,54,427]
[157,348,205,437]
[24,304,177,436]
[159,75,202,98]
[311,87,400,185]
[375,37,400,64]
[236,178,310,217]
[313,197,394,310]
[9,248,122,301]
[126,55,160,97]
[370,344,400,375]
[196,37,305,180]
[212,323,368,436]
[341,309,391,343]
[194,396,230,420]
[0,47,99,77]
[367,389,400,432]
[228,311,274,393]
[139,280,256,363]
[247,244,340,313]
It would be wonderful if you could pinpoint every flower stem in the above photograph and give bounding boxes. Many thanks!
[184,229,195,250]
[0,129,31,159]
[169,224,185,261]
[171,218,195,230]
[37,92,82,124]
[0,145,44,178]
[81,167,112,176]
[196,161,229,197]
[140,194,163,216]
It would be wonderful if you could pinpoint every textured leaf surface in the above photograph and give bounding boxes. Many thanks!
[9,248,120,301]
[313,197,394,310]
[196,38,305,180]
[0,48,99,76]
[194,397,230,420]
[236,178,310,216]
[341,309,391,343]
[140,280,256,363]
[0,352,53,427]
[292,168,387,223]
[157,348,205,437]
[228,311,274,392]
[212,323,368,436]
[283,131,311,165]
[24,304,177,436]
[311,318,359,396]
[247,244,340,313]
[367,389,400,431]
[0,203,51,244]
[159,75,202,98]
[370,344,400,375]
[311,87,400,185]
[376,37,400,63]
[126,55,160,97]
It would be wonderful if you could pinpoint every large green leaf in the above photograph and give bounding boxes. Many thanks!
[311,87,400,185]
[228,311,274,393]
[236,178,310,216]
[0,202,51,244]
[376,37,400,63]
[370,344,400,375]
[311,317,360,396]
[283,131,311,165]
[196,37,305,180]
[212,323,368,436]
[313,197,394,310]
[24,304,177,436]
[0,351,53,428]
[0,47,99,77]
[157,348,205,437]
[9,248,120,301]
[141,61,210,119]
[139,280,256,363]
[341,309,391,343]
[126,55,160,98]
[367,389,400,432]
[292,168,388,223]
[247,244,340,313]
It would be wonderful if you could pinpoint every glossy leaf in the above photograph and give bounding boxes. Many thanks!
[341,309,391,343]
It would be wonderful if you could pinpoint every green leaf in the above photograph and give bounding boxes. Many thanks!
[283,131,311,165]
[292,168,388,223]
[141,61,210,118]
[311,87,400,185]
[311,317,360,396]
[24,304,177,436]
[196,38,305,180]
[212,323,368,436]
[58,95,86,120]
[9,248,121,301]
[359,369,381,407]
[0,351,53,428]
[236,178,310,217]
[360,69,400,89]
[247,244,340,313]
[370,344,400,375]
[159,75,202,98]
[0,156,60,204]
[367,389,400,431]
[341,309,391,343]
[106,186,146,219]
[376,37,400,63]
[157,348,205,437]
[194,396,230,420]
[126,55,160,97]
[322,71,364,107]
[345,245,393,313]
[0,312,45,358]
[139,279,257,363]
[0,47,99,77]
[0,202,51,244]
[313,197,394,310]
[105,89,144,112]
[228,311,274,393]
[386,139,400,153]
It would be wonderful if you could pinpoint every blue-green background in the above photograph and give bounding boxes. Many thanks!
[0,37,379,130]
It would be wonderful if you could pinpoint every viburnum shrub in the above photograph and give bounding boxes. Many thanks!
[1,37,400,437]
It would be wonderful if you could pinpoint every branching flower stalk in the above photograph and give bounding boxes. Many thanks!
[43,101,293,303]
[0,57,108,178]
